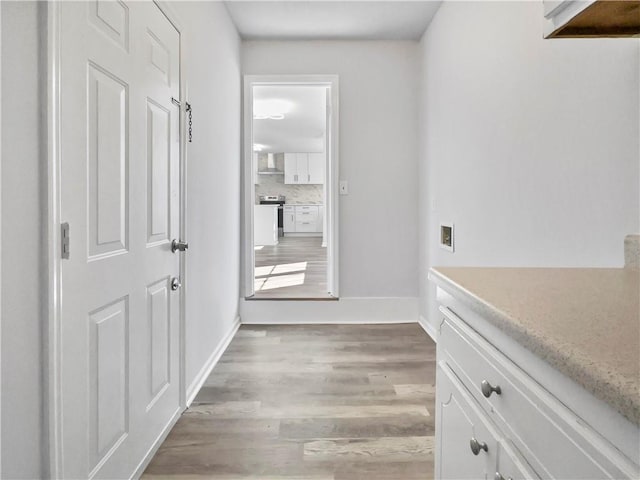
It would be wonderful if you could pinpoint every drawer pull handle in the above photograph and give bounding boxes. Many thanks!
[494,473,512,480]
[469,437,488,455]
[481,380,502,398]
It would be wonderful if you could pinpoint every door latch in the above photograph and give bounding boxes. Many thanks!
[61,222,70,259]
[171,277,181,291]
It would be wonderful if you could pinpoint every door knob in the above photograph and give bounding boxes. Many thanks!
[469,437,488,456]
[481,380,502,398]
[495,473,513,480]
[171,277,181,291]
[171,239,189,253]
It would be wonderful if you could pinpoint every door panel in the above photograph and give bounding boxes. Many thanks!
[87,63,129,259]
[59,2,181,478]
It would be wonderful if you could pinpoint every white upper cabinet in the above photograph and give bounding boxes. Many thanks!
[284,152,325,185]
[543,0,640,38]
[284,153,298,184]
[307,152,325,184]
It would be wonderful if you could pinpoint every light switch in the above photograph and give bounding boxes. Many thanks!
[339,181,349,195]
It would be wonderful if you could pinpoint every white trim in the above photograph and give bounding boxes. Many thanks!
[242,74,340,298]
[186,316,240,406]
[129,406,182,480]
[419,315,438,343]
[240,297,419,324]
[0,2,3,474]
[46,2,63,476]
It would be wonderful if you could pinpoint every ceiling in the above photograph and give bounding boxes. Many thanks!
[224,1,442,41]
[253,85,327,153]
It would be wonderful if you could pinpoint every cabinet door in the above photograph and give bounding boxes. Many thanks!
[284,153,297,184]
[307,152,325,184]
[496,440,539,480]
[317,205,324,233]
[296,153,309,184]
[436,362,498,480]
[283,206,296,232]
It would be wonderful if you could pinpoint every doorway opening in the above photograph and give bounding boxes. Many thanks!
[243,76,339,300]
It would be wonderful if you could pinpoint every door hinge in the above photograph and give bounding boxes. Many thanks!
[61,222,70,259]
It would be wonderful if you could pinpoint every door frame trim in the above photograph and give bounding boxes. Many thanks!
[242,75,340,298]
[45,3,187,477]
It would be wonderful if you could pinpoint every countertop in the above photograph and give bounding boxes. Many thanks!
[429,267,640,426]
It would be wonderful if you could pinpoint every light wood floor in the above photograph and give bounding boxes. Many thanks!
[143,324,436,480]
[253,236,331,299]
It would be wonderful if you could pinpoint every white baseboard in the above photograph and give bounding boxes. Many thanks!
[419,314,438,342]
[130,406,181,479]
[240,297,419,324]
[185,316,240,406]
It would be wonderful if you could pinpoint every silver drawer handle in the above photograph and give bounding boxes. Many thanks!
[481,380,502,398]
[495,473,512,480]
[469,437,488,456]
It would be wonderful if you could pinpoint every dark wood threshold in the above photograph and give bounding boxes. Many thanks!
[244,296,339,302]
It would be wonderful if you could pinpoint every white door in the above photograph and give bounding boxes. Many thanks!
[58,2,181,478]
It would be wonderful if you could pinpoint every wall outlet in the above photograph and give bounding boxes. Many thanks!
[339,180,349,195]
[440,223,454,252]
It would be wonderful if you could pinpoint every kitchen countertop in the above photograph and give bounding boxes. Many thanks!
[429,267,640,426]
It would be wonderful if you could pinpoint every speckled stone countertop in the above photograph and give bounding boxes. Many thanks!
[429,267,640,426]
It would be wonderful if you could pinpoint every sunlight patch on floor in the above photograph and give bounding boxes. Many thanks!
[260,272,306,291]
[254,262,308,292]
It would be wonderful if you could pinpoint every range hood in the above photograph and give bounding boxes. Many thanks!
[257,153,284,175]
[544,0,640,38]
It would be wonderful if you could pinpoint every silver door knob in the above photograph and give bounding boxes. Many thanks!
[495,473,512,480]
[171,278,181,291]
[171,239,189,253]
[481,380,502,398]
[469,437,488,456]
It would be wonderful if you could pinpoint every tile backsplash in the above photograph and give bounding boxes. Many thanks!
[255,174,323,204]
[255,153,323,204]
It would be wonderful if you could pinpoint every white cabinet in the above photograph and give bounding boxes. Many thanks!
[282,205,323,234]
[283,205,295,233]
[435,304,639,479]
[253,205,278,246]
[307,152,325,184]
[284,152,324,185]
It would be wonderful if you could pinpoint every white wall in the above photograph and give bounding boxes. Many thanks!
[243,41,420,298]
[1,2,45,478]
[168,2,242,398]
[418,1,640,332]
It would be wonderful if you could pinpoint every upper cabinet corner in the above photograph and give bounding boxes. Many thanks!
[543,0,640,38]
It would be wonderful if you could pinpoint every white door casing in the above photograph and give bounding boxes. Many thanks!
[55,2,181,478]
[242,75,340,298]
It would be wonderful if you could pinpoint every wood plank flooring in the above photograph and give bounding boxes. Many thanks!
[143,324,436,480]
[253,236,331,299]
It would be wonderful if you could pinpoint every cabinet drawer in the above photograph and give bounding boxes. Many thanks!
[437,361,538,480]
[439,307,636,479]
[295,221,317,232]
[295,205,318,212]
[296,210,318,221]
